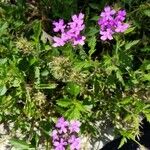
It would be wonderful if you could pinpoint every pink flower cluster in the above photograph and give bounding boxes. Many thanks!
[52,117,81,150]
[98,6,129,41]
[52,13,85,47]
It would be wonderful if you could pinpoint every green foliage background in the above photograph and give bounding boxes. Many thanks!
[0,0,150,149]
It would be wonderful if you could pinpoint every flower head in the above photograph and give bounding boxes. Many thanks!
[52,130,59,140]
[69,120,81,133]
[115,22,129,33]
[53,19,66,33]
[98,6,129,41]
[72,13,84,24]
[100,6,116,20]
[69,135,80,150]
[73,36,86,46]
[52,118,81,150]
[100,29,113,41]
[56,117,69,133]
[52,36,65,47]
[52,13,85,47]
[116,10,126,21]
[54,138,67,150]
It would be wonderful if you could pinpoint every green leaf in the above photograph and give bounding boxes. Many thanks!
[32,20,42,42]
[118,137,127,149]
[10,138,34,150]
[90,16,99,21]
[142,74,150,81]
[57,98,72,108]
[140,46,150,52]
[116,70,125,86]
[87,27,99,36]
[0,22,8,36]
[88,36,96,57]
[0,85,7,96]
[125,40,139,50]
[12,79,21,87]
[35,83,57,89]
[0,58,7,65]
[64,99,89,120]
[41,30,53,44]
[73,100,88,113]
[41,70,49,76]
[144,113,150,122]
[124,27,135,34]
[65,106,81,120]
[74,61,92,71]
[66,82,80,97]
[89,3,99,10]
[143,9,150,17]
[35,67,40,84]
[120,97,132,105]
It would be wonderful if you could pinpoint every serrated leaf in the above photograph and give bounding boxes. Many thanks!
[142,74,150,81]
[140,46,150,52]
[0,85,7,96]
[35,83,57,89]
[87,27,99,36]
[0,22,8,35]
[41,30,53,44]
[90,16,99,21]
[124,27,135,34]
[74,100,88,113]
[74,61,92,71]
[89,3,99,10]
[116,70,125,86]
[33,20,42,42]
[143,9,150,17]
[66,82,80,97]
[88,36,96,57]
[57,98,72,108]
[144,113,150,122]
[0,58,7,65]
[10,138,34,150]
[125,40,139,50]
[120,97,132,105]
[118,137,127,149]
[146,64,150,70]
[65,106,81,120]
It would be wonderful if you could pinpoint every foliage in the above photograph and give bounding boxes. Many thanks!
[0,0,149,149]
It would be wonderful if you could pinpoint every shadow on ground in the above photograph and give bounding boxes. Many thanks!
[101,119,150,150]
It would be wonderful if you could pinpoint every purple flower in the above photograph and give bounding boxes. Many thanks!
[98,6,129,41]
[100,6,116,20]
[116,10,126,21]
[69,135,80,150]
[68,23,85,36]
[53,19,66,33]
[54,138,67,150]
[115,22,129,33]
[68,13,85,37]
[52,13,85,47]
[73,36,86,46]
[98,17,108,26]
[72,13,84,24]
[56,117,69,133]
[61,33,70,42]
[52,36,65,47]
[100,29,113,41]
[52,130,59,140]
[52,118,81,150]
[69,120,81,133]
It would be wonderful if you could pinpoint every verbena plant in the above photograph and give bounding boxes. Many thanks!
[0,0,149,149]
